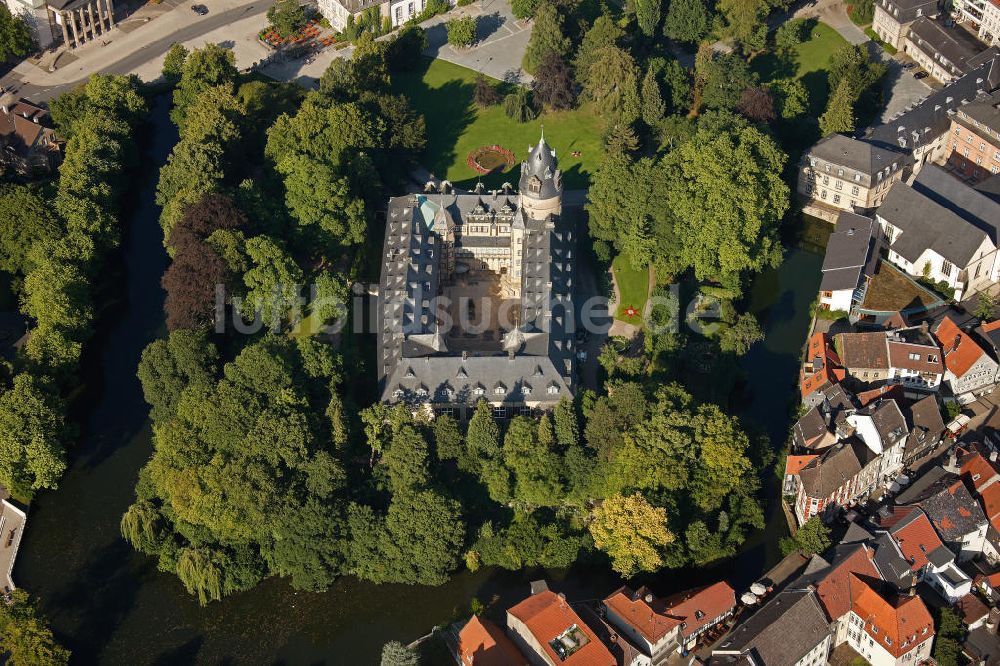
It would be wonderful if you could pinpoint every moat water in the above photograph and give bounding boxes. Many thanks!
[12,96,824,664]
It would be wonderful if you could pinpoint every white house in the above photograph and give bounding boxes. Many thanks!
[818,212,881,314]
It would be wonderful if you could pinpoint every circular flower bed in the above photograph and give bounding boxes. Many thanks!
[467,145,516,175]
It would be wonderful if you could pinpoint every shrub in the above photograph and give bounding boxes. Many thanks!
[502,88,537,122]
[473,74,501,107]
[446,15,477,47]
[511,0,539,18]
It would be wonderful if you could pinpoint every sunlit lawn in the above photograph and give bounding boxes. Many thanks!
[752,21,850,115]
[612,254,650,323]
[391,58,606,189]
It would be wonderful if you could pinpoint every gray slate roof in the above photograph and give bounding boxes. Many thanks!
[911,164,1000,243]
[806,134,909,188]
[878,179,990,266]
[877,0,938,24]
[713,589,831,666]
[868,53,1000,152]
[799,438,875,498]
[820,213,879,292]
[904,394,946,463]
[906,18,983,78]
[519,136,561,200]
[378,175,575,405]
[897,466,987,541]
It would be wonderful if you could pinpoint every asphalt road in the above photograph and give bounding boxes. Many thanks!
[1,1,268,102]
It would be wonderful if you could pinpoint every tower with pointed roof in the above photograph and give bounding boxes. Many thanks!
[518,132,563,222]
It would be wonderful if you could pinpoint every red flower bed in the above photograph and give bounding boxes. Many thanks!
[467,145,516,174]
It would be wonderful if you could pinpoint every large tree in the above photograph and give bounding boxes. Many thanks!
[532,52,576,110]
[0,374,69,496]
[658,121,787,284]
[664,0,710,43]
[522,1,570,74]
[0,184,60,279]
[573,14,622,84]
[0,590,70,666]
[581,46,641,123]
[170,43,239,129]
[819,78,857,135]
[695,49,758,111]
[0,5,32,62]
[717,0,768,52]
[137,329,218,423]
[634,0,662,37]
[589,493,674,576]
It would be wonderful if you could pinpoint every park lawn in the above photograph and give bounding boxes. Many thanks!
[612,254,650,323]
[391,58,606,190]
[752,22,850,115]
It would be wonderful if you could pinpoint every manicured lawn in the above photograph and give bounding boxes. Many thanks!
[752,21,850,115]
[612,254,650,323]
[392,58,606,189]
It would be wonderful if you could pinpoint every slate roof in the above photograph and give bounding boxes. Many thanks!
[906,17,983,78]
[903,394,946,462]
[520,136,562,200]
[897,467,988,541]
[878,180,990,266]
[793,406,836,450]
[870,399,909,447]
[0,98,58,159]
[876,0,938,24]
[805,134,909,188]
[820,213,880,292]
[799,438,875,498]
[378,175,576,405]
[713,589,831,666]
[911,165,1000,244]
[868,53,1000,152]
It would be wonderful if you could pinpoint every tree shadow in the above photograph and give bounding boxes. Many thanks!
[800,69,830,117]
[476,12,506,42]
[152,637,205,665]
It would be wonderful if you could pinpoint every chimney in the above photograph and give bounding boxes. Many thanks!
[991,450,998,462]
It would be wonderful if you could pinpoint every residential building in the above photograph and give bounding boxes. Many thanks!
[798,134,909,220]
[711,588,833,666]
[902,394,947,466]
[458,615,530,665]
[318,0,444,31]
[377,135,576,418]
[0,496,26,594]
[873,505,973,602]
[956,591,992,630]
[795,437,883,524]
[844,575,935,666]
[801,332,846,407]
[836,327,945,392]
[944,89,1000,182]
[602,582,736,661]
[877,176,998,300]
[866,52,1000,170]
[951,0,1000,46]
[873,0,938,50]
[0,95,61,178]
[506,589,616,666]
[896,466,990,560]
[785,454,820,496]
[936,315,999,398]
[818,212,881,314]
[903,17,985,84]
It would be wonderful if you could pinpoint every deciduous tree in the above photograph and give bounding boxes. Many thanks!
[589,493,674,575]
[522,1,570,74]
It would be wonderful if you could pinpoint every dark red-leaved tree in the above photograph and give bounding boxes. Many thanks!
[532,52,576,111]
[162,236,227,332]
[736,86,775,124]
[169,192,249,248]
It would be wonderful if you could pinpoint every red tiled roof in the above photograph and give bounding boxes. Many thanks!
[981,483,1000,521]
[852,577,934,658]
[815,545,882,621]
[889,510,946,571]
[961,450,1000,493]
[982,319,1000,334]
[508,591,616,666]
[857,384,906,407]
[801,332,843,399]
[661,581,736,639]
[785,455,820,477]
[936,316,987,378]
[602,586,680,644]
[458,616,529,666]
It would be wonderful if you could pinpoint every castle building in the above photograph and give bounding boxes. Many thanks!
[376,135,577,419]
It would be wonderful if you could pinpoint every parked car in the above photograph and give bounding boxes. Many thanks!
[901,62,917,70]
[191,4,208,14]
[576,349,588,361]
[913,71,928,79]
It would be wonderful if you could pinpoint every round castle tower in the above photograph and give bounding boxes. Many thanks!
[518,133,562,221]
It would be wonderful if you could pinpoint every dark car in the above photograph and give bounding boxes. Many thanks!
[913,70,928,79]
[901,61,916,70]
[191,4,208,14]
